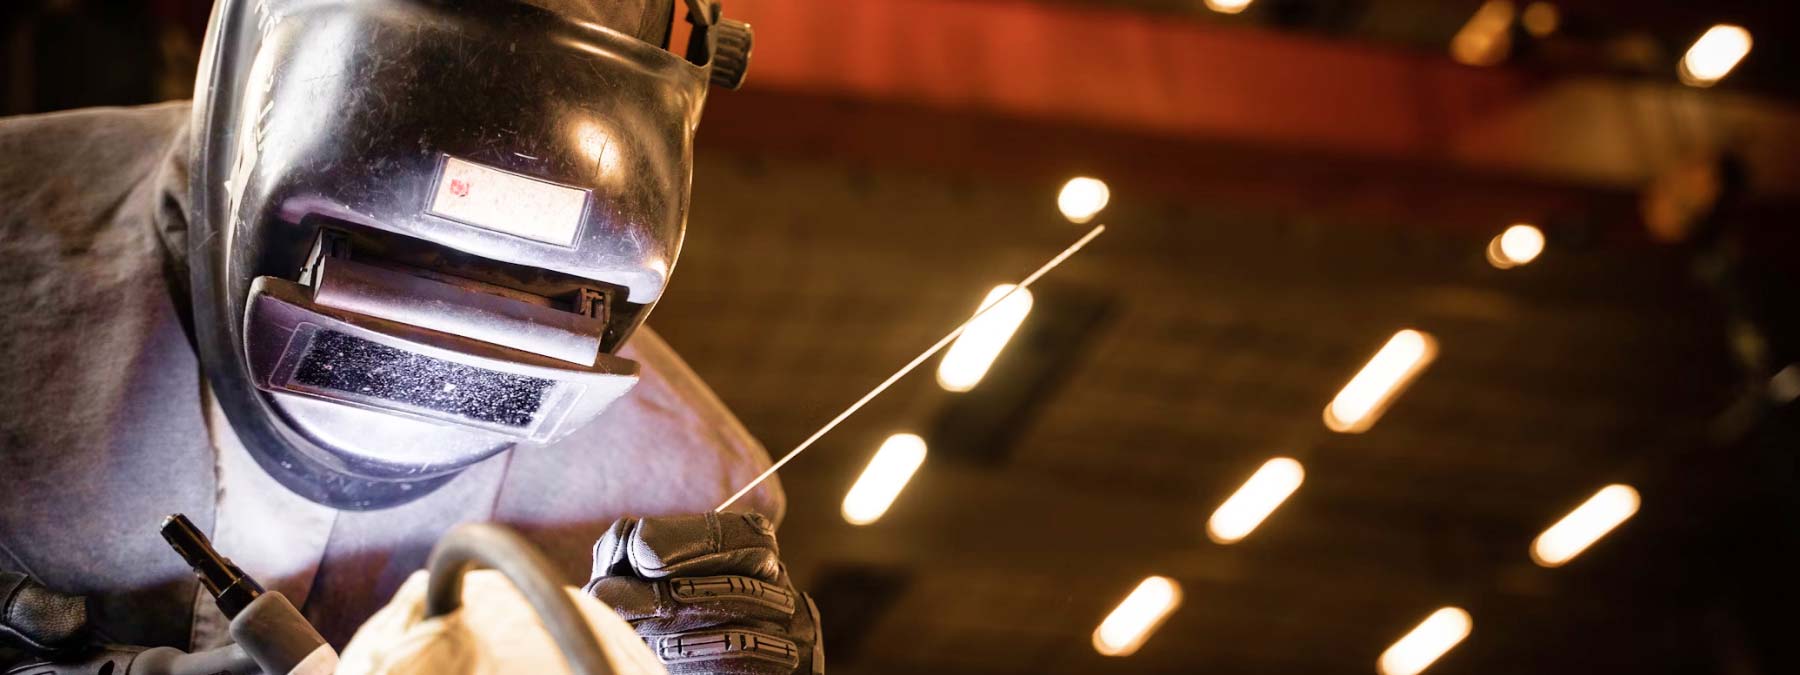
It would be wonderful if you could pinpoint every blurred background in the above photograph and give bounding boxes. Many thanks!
[7,0,1799,673]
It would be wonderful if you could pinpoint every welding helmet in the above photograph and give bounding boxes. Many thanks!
[187,0,753,509]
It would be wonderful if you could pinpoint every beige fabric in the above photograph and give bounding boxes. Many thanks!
[337,570,666,675]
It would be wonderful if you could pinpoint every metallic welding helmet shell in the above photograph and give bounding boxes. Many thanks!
[189,0,752,509]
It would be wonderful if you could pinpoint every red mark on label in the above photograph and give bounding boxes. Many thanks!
[449,179,470,197]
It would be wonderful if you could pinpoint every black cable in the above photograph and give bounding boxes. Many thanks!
[423,523,613,675]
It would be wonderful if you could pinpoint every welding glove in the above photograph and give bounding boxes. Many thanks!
[0,572,88,658]
[585,513,823,675]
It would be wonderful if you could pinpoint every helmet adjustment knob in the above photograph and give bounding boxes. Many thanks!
[709,18,753,90]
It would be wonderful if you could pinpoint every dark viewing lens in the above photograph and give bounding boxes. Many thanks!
[292,330,553,428]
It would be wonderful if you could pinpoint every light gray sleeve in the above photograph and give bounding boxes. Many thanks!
[492,325,786,581]
[616,326,788,524]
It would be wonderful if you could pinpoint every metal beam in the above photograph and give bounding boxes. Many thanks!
[702,0,1800,232]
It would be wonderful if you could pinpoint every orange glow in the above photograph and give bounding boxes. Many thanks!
[1531,484,1640,567]
[1680,25,1752,87]
[1378,607,1472,675]
[1324,330,1438,433]
[1207,458,1305,544]
[1450,1,1516,67]
[1205,0,1254,14]
[841,434,928,525]
[1487,223,1545,269]
[1093,576,1182,656]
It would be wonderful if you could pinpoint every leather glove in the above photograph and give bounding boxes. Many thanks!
[585,513,822,675]
[0,572,88,657]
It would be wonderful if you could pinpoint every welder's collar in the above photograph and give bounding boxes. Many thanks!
[149,107,196,291]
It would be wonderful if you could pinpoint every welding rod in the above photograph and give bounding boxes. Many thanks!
[715,224,1106,511]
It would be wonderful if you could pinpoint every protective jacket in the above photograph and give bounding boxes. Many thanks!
[0,103,783,649]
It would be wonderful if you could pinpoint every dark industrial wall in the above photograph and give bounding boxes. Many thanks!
[4,1,1797,672]
[649,149,1764,674]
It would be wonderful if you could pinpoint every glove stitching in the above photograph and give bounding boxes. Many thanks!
[0,576,46,653]
[802,593,824,675]
[651,628,801,668]
[706,511,721,555]
[590,528,609,578]
[620,518,645,577]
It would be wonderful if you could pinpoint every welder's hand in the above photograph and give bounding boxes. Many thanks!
[585,513,823,675]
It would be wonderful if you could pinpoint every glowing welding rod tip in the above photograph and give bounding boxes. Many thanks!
[1093,576,1183,657]
[1378,607,1472,675]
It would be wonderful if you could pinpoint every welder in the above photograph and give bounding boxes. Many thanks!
[0,0,821,673]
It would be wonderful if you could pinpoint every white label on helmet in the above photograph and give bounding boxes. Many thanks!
[428,156,589,247]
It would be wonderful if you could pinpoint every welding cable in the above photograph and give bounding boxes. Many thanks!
[424,524,613,675]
